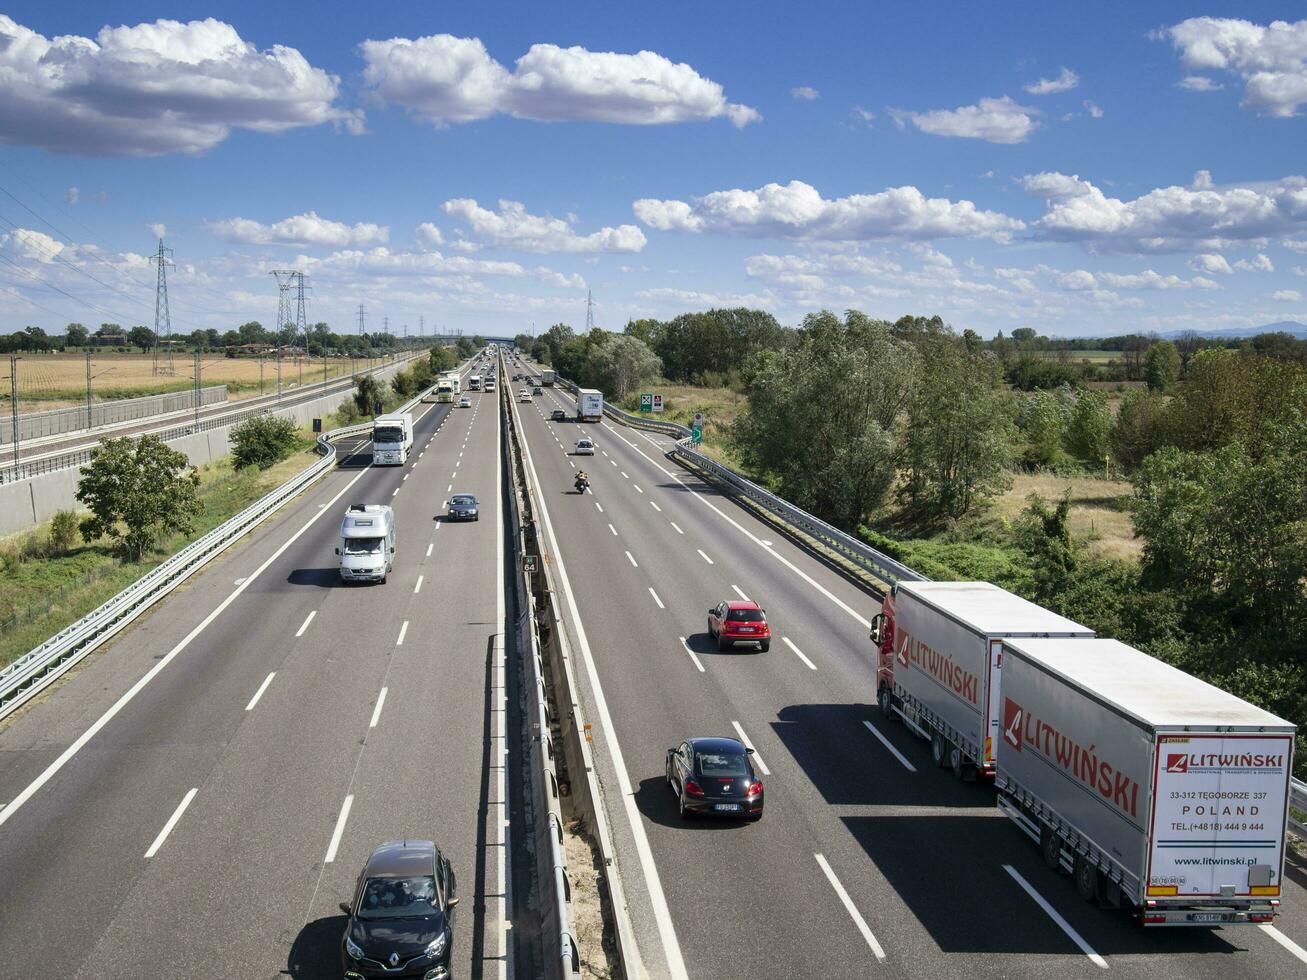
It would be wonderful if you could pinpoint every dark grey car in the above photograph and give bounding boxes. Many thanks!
[445,493,479,521]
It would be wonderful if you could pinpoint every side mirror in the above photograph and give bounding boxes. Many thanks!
[390,547,395,554]
[446,897,460,909]
[338,902,351,915]
[746,747,756,755]
[708,608,715,616]
[334,547,340,555]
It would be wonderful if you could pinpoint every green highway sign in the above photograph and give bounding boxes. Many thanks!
[639,393,653,412]
[691,424,703,443]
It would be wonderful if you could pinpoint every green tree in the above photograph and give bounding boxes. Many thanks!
[734,310,918,529]
[1065,389,1112,462]
[455,336,477,359]
[1164,349,1307,456]
[354,375,382,416]
[1018,389,1067,467]
[127,325,157,350]
[231,415,300,469]
[624,318,666,351]
[1110,388,1170,470]
[49,510,80,552]
[1144,341,1181,392]
[65,323,88,347]
[584,334,661,399]
[76,435,201,560]
[428,345,456,373]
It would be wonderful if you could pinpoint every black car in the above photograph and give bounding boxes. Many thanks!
[533,386,543,395]
[340,840,458,980]
[446,493,479,521]
[666,736,764,821]
[550,409,567,422]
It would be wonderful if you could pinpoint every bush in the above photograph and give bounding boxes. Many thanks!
[49,510,80,553]
[230,415,300,470]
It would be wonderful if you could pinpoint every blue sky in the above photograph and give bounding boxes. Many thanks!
[1,3,1305,338]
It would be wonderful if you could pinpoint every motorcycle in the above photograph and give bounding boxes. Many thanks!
[574,476,590,494]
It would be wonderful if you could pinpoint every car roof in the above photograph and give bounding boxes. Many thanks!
[365,839,436,876]
[724,600,762,611]
[451,491,476,498]
[687,736,747,754]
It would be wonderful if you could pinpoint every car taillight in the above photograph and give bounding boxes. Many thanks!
[1249,913,1274,923]
[684,780,705,797]
[1142,914,1167,924]
[747,781,763,796]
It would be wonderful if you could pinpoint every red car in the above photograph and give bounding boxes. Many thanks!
[707,600,771,652]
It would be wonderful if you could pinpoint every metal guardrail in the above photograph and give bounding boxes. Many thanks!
[1291,778,1307,840]
[1,385,228,446]
[0,373,445,723]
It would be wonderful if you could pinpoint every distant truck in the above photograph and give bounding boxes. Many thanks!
[576,388,603,422]
[435,379,455,403]
[335,504,395,584]
[372,411,413,465]
[871,581,1094,778]
[540,369,556,386]
[996,637,1295,926]
[468,374,482,391]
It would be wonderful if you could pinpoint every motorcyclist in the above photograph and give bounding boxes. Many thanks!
[574,470,590,492]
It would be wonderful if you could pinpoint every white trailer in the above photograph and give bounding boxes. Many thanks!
[871,581,1094,778]
[372,412,413,465]
[576,388,603,422]
[335,504,395,584]
[996,636,1295,925]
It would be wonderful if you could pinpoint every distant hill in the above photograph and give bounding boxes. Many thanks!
[1157,321,1307,340]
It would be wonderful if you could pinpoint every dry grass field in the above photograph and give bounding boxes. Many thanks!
[6,352,372,410]
[992,472,1140,559]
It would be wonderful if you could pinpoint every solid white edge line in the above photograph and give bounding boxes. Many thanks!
[324,794,354,864]
[730,721,769,775]
[396,620,408,646]
[414,574,424,594]
[369,687,388,728]
[1262,925,1307,966]
[782,636,817,671]
[245,672,276,711]
[495,371,511,980]
[696,549,714,565]
[678,636,705,673]
[815,854,887,961]
[295,610,317,637]
[861,720,916,772]
[626,551,638,568]
[508,388,687,979]
[144,787,198,858]
[1003,864,1108,968]
[649,587,665,609]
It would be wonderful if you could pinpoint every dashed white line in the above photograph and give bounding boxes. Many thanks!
[608,523,618,536]
[426,543,434,557]
[731,584,750,602]
[625,551,639,568]
[595,502,604,513]
[447,484,453,493]
[610,459,618,467]
[697,549,714,565]
[1262,925,1307,967]
[633,484,644,494]
[369,687,388,728]
[414,575,424,594]
[233,577,246,585]
[403,473,409,482]
[862,720,916,772]
[678,636,705,673]
[815,854,886,961]
[324,794,354,863]
[392,488,399,498]
[1003,865,1107,968]
[396,620,409,646]
[621,470,629,479]
[295,611,317,637]
[649,587,665,609]
[670,521,684,535]
[730,721,769,774]
[649,500,661,512]
[245,672,276,711]
[783,636,817,670]
[144,788,198,858]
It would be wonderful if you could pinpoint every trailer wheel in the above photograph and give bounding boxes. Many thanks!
[877,685,894,719]
[1040,825,1064,873]
[1074,855,1100,903]
[949,745,966,780]
[931,731,950,768]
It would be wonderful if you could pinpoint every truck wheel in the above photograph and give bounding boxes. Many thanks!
[1040,825,1064,873]
[930,732,949,768]
[1074,855,1100,902]
[877,686,895,720]
[949,745,966,780]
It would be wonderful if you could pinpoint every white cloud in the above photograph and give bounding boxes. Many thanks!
[791,86,820,100]
[1177,75,1224,92]
[1021,170,1307,251]
[634,286,775,309]
[1159,17,1307,117]
[206,211,389,247]
[1272,289,1302,301]
[296,245,527,280]
[534,266,587,289]
[1190,253,1234,274]
[1024,67,1079,95]
[891,95,1038,143]
[851,105,876,123]
[1083,100,1104,118]
[441,199,646,253]
[359,35,759,127]
[0,15,361,155]
[147,223,167,239]
[1234,253,1275,272]
[1,228,65,262]
[1282,238,1307,252]
[64,187,79,205]
[634,179,1023,242]
[416,223,444,247]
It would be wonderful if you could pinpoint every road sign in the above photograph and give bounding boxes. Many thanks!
[691,424,703,443]
[652,394,664,413]
[639,393,653,413]
[522,555,538,574]
[312,418,322,433]
[693,411,704,426]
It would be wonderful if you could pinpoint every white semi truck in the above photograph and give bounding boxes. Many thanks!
[372,411,413,465]
[576,388,603,422]
[335,504,395,584]
[996,637,1295,926]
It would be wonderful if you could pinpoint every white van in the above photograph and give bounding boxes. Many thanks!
[336,504,396,583]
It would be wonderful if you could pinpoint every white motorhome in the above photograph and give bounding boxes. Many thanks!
[372,411,413,465]
[335,504,395,584]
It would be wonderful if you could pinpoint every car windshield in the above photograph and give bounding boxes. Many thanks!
[577,439,592,447]
[344,536,384,555]
[451,495,476,507]
[697,752,749,777]
[357,875,438,920]
[726,609,764,622]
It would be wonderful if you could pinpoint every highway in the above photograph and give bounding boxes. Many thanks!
[507,362,1307,980]
[0,362,512,978]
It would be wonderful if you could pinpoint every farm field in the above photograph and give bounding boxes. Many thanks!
[992,471,1139,560]
[3,352,380,411]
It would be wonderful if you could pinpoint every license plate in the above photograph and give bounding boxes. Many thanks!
[714,804,741,812]
[1189,913,1230,923]
[737,627,755,633]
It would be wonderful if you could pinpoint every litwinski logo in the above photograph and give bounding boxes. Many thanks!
[1166,753,1189,774]
[1002,698,1023,752]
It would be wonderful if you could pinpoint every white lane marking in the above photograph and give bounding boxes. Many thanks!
[633,484,644,494]
[324,794,354,864]
[730,721,769,774]
[649,500,661,512]
[595,502,604,513]
[414,575,424,594]
[697,549,714,565]
[1262,925,1307,966]
[403,473,409,482]
[447,484,452,493]
[295,610,317,637]
[426,543,434,557]
[245,672,276,711]
[625,551,638,568]
[396,621,409,646]
[649,587,665,609]
[608,523,618,536]
[369,687,388,728]
[392,488,398,497]
[233,577,246,585]
[731,584,750,602]
[862,720,916,772]
[494,394,511,980]
[508,394,687,980]
[783,636,817,670]
[621,470,629,479]
[609,459,617,467]
[1003,865,1108,968]
[670,521,684,535]
[601,450,609,457]
[144,788,198,858]
[419,451,424,458]
[815,854,887,961]
[678,636,705,673]
[569,460,575,469]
